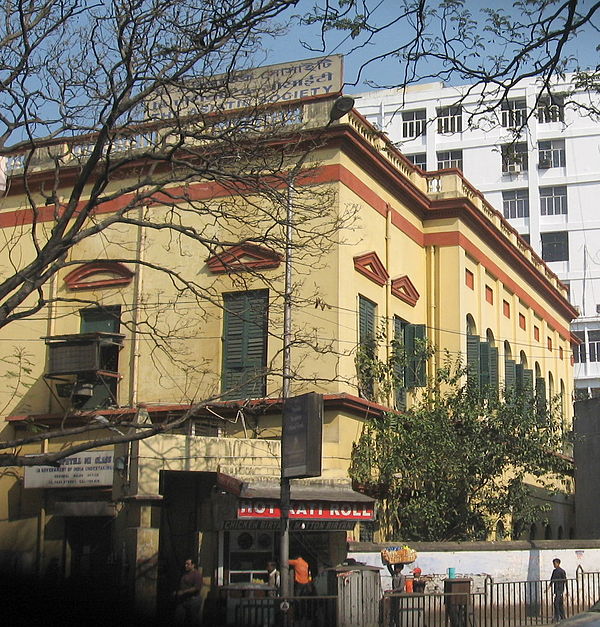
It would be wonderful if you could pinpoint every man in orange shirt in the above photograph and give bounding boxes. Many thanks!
[288,555,312,596]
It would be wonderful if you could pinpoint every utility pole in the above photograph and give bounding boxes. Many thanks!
[279,95,355,598]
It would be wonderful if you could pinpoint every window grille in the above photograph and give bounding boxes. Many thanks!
[406,153,427,169]
[437,150,463,170]
[501,143,528,172]
[537,95,565,123]
[538,139,566,168]
[540,186,567,215]
[501,99,527,128]
[401,109,427,138]
[502,189,529,219]
[437,106,462,134]
[541,231,569,262]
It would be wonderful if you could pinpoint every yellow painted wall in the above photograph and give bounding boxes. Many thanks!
[0,104,577,583]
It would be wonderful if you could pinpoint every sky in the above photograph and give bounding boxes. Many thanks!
[258,0,600,94]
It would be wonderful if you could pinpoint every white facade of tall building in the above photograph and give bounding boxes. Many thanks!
[355,77,600,396]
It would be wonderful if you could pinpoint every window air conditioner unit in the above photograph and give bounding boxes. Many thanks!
[539,159,552,169]
[507,162,522,173]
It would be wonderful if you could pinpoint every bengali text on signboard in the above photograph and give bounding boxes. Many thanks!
[151,55,343,117]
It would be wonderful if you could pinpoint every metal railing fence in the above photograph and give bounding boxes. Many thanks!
[234,594,336,627]
[231,569,600,627]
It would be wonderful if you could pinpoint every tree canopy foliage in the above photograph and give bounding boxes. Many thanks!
[350,359,571,541]
[0,0,587,466]
[302,0,600,116]
[0,0,351,466]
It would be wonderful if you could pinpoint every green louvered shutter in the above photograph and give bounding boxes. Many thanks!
[222,290,268,400]
[523,368,534,395]
[358,296,377,399]
[405,323,426,387]
[466,334,480,388]
[515,364,524,392]
[394,316,407,410]
[536,376,547,416]
[504,359,516,395]
[479,341,491,389]
[489,346,499,396]
[359,296,376,350]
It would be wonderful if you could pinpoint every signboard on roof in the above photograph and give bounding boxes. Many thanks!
[24,450,114,488]
[150,55,344,117]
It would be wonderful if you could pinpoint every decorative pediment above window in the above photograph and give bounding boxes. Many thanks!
[64,262,134,290]
[353,252,389,286]
[391,275,420,307]
[206,244,282,274]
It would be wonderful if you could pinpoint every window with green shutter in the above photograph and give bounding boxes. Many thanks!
[405,323,426,387]
[505,359,516,392]
[222,290,268,400]
[357,296,377,399]
[358,296,376,348]
[536,376,547,417]
[489,346,499,396]
[515,365,534,399]
[466,334,481,388]
[393,316,408,410]
[467,337,499,396]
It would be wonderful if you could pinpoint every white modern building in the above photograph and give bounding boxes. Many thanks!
[355,77,600,397]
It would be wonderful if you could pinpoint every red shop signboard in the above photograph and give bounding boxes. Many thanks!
[238,499,375,521]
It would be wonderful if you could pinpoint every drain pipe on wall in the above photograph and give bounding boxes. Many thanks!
[129,206,146,409]
[37,268,60,576]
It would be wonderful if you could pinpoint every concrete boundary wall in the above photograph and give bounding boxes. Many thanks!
[349,540,600,593]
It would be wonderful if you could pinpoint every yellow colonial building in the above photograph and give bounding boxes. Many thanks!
[0,94,576,617]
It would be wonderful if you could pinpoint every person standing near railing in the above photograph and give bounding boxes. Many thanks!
[288,555,312,596]
[548,557,568,622]
[266,561,280,595]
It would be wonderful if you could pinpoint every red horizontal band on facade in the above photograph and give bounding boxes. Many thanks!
[424,231,573,340]
[0,131,574,325]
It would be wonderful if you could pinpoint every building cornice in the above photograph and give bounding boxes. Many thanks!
[5,392,389,426]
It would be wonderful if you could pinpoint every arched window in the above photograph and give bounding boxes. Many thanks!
[558,526,564,540]
[529,523,537,540]
[495,520,505,540]
[505,341,516,391]
[534,363,547,411]
[545,524,552,540]
[466,314,477,336]
[520,351,528,367]
[466,321,498,393]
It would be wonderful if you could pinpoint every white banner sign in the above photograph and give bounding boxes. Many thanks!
[24,450,114,489]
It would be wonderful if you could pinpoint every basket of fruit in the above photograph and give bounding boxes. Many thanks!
[381,545,417,564]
